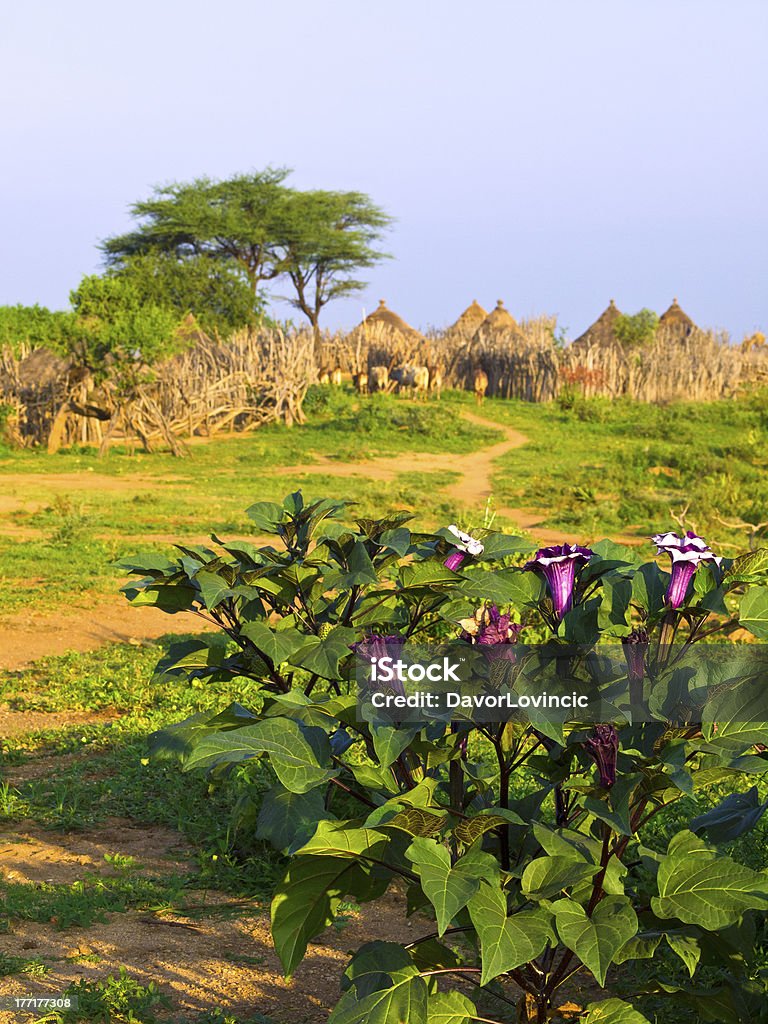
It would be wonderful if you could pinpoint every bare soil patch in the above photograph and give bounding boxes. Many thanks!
[0,708,120,739]
[0,601,213,672]
[0,816,425,1024]
[0,819,192,886]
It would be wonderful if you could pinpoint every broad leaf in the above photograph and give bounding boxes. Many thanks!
[291,626,357,679]
[468,882,554,985]
[738,586,768,638]
[406,839,483,935]
[553,896,638,986]
[582,998,651,1024]
[521,855,597,900]
[185,718,338,793]
[653,835,768,928]
[427,991,477,1024]
[691,786,768,844]
[256,786,334,853]
[240,621,308,666]
[272,856,387,977]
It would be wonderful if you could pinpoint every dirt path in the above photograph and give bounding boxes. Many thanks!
[0,602,213,673]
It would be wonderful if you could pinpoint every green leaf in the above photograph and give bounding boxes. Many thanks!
[553,896,638,986]
[701,676,768,752]
[271,856,386,977]
[385,808,447,838]
[582,998,651,1024]
[240,621,308,666]
[427,991,477,1024]
[631,562,667,616]
[399,560,461,589]
[691,786,768,843]
[371,723,421,770]
[194,568,233,609]
[256,786,334,853]
[329,972,428,1024]
[295,819,390,860]
[453,810,525,847]
[468,882,554,985]
[459,567,544,607]
[185,718,338,793]
[652,835,768,928]
[291,626,357,679]
[521,855,597,900]
[406,839,482,936]
[380,528,412,557]
[613,931,663,965]
[343,541,379,585]
[724,547,768,585]
[246,500,285,531]
[665,931,701,977]
[121,582,198,612]
[738,586,768,638]
[153,638,228,677]
[478,533,536,559]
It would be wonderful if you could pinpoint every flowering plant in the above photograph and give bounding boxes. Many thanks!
[122,496,768,1024]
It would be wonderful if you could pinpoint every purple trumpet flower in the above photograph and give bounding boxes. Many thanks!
[585,724,619,788]
[525,543,594,621]
[652,531,722,609]
[459,604,523,646]
[350,633,406,697]
[621,627,648,706]
[443,524,484,573]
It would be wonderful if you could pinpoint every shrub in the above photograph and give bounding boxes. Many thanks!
[122,493,768,1023]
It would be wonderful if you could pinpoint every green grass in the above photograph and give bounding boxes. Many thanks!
[0,389,496,615]
[4,387,768,615]
[485,390,768,547]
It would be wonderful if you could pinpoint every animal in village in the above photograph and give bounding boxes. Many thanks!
[369,365,389,392]
[473,368,489,405]
[391,364,429,398]
[354,371,369,395]
[330,366,343,386]
[427,364,443,399]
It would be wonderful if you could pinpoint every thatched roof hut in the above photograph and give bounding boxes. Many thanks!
[659,298,695,339]
[450,300,488,334]
[473,301,526,346]
[572,299,623,349]
[358,300,423,343]
[14,347,71,389]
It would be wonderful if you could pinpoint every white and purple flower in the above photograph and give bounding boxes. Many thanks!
[652,531,722,609]
[525,543,594,621]
[443,524,484,572]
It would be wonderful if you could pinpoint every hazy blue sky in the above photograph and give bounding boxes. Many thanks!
[1,1,765,339]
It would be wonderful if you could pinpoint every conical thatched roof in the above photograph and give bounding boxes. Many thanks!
[572,299,623,349]
[478,299,520,334]
[450,300,488,333]
[359,300,422,342]
[659,298,695,338]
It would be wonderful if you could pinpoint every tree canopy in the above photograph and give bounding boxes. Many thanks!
[102,169,392,333]
[614,308,659,347]
[105,252,264,337]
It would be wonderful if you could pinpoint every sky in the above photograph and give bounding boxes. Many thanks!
[1,0,765,340]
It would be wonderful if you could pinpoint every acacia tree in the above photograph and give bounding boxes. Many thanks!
[102,168,291,298]
[274,189,392,346]
[102,170,391,341]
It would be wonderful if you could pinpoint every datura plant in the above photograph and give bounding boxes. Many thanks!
[120,493,768,1023]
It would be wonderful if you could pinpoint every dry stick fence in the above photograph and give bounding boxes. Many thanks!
[1,322,766,454]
